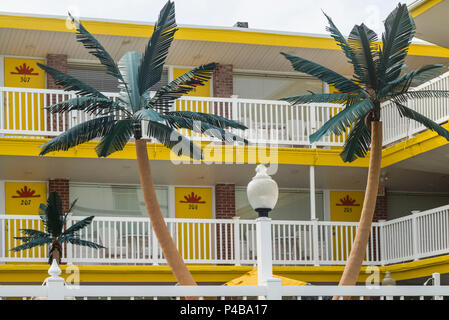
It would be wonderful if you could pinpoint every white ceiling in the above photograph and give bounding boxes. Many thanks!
[1,28,449,76]
[413,0,449,49]
[2,153,449,192]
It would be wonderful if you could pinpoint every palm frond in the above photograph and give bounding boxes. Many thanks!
[58,235,105,249]
[147,121,203,160]
[161,114,247,143]
[148,63,218,110]
[347,24,379,89]
[37,63,106,98]
[62,216,95,236]
[68,198,78,214]
[138,0,177,95]
[165,111,247,130]
[19,229,49,238]
[45,191,63,236]
[394,102,449,141]
[391,90,449,104]
[45,96,125,116]
[310,98,374,143]
[380,64,444,97]
[340,115,372,163]
[281,93,363,105]
[379,3,415,84]
[118,51,142,112]
[69,13,123,82]
[10,237,52,251]
[280,52,364,94]
[323,12,364,84]
[133,108,164,122]
[39,116,117,155]
[95,119,134,157]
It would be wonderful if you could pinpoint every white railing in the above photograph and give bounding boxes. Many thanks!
[2,71,449,148]
[0,86,348,147]
[0,261,446,300]
[382,70,449,146]
[1,204,449,266]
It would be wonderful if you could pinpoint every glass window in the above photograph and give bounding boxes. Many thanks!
[387,192,449,220]
[233,74,323,100]
[69,184,169,218]
[235,188,324,221]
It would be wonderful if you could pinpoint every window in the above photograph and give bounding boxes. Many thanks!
[235,188,324,221]
[67,65,169,93]
[69,184,169,218]
[233,73,323,100]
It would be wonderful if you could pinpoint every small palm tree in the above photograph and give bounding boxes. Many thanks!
[281,3,449,293]
[11,191,103,264]
[37,1,246,286]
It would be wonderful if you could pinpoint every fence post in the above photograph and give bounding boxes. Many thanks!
[0,88,4,136]
[152,224,159,266]
[411,211,420,261]
[378,220,386,266]
[433,273,442,300]
[46,260,65,300]
[256,217,273,286]
[312,218,320,266]
[233,217,241,266]
[263,278,282,300]
[231,95,239,122]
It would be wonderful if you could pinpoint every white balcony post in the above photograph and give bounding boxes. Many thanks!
[263,277,282,300]
[152,226,159,265]
[46,260,65,300]
[411,211,420,261]
[0,88,4,136]
[312,218,320,266]
[233,217,241,266]
[231,95,239,122]
[256,216,273,286]
[433,273,442,300]
[378,219,386,266]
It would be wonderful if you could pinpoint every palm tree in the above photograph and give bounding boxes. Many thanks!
[11,191,103,264]
[280,3,449,293]
[37,1,246,286]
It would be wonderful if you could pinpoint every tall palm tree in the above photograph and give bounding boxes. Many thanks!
[280,3,449,294]
[11,191,103,264]
[37,1,246,286]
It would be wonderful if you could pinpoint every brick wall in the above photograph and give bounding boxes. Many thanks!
[215,184,236,260]
[46,54,68,132]
[213,65,233,98]
[49,179,70,214]
[368,188,388,262]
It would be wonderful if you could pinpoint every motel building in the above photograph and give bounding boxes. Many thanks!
[2,0,449,291]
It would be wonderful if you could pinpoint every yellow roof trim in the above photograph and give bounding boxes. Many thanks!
[2,13,449,57]
[409,0,443,18]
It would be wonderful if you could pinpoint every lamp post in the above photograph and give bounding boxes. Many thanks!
[247,164,279,287]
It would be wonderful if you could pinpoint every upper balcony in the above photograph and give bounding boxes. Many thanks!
[1,70,449,151]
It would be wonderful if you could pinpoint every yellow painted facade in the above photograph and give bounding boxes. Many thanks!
[2,253,449,284]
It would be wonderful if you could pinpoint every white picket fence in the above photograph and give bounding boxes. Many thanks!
[1,203,449,266]
[0,261,446,300]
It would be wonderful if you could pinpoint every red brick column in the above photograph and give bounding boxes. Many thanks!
[46,54,69,132]
[49,179,70,214]
[215,184,236,261]
[368,188,388,262]
[213,65,233,119]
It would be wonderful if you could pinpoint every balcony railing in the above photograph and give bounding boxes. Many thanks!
[1,203,448,266]
[2,72,449,148]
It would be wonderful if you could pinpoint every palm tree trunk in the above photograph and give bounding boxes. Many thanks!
[333,121,382,300]
[135,139,197,287]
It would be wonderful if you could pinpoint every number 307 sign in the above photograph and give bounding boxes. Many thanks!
[5,182,47,215]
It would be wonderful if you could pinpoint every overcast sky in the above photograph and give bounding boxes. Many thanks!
[1,0,416,36]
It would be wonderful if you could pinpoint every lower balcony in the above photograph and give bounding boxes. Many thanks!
[1,203,449,267]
